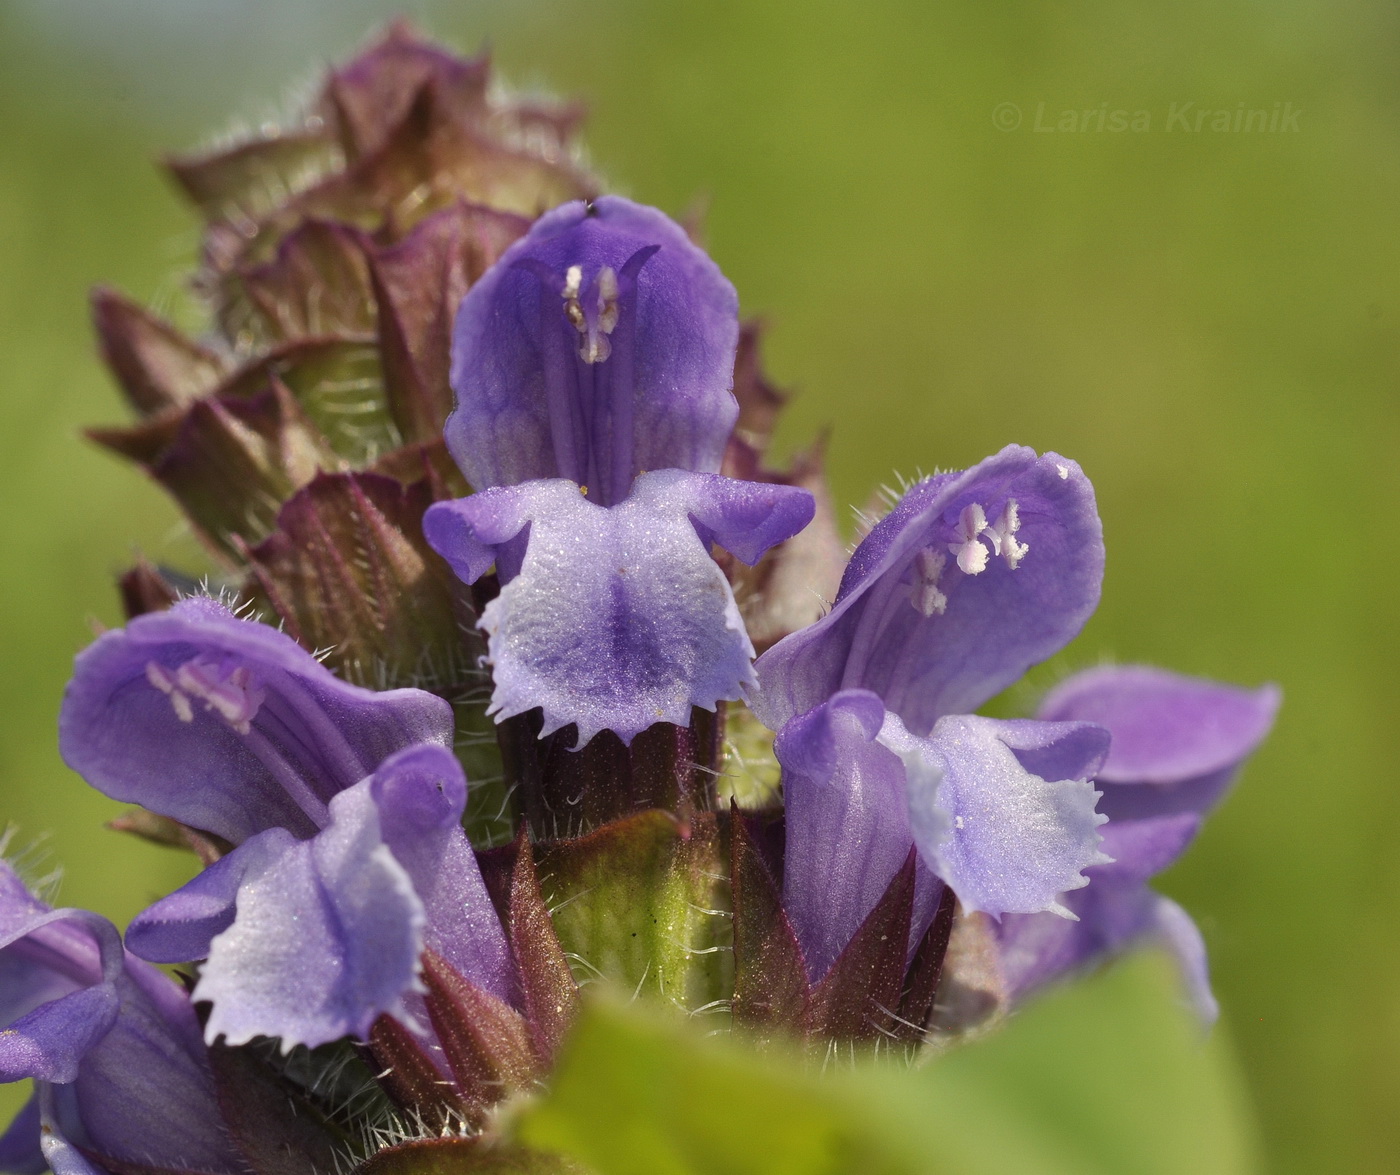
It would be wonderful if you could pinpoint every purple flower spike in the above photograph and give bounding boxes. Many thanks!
[994,666,1279,1021]
[425,470,814,747]
[0,862,242,1175]
[131,745,510,1051]
[60,596,454,844]
[753,445,1104,734]
[445,197,740,504]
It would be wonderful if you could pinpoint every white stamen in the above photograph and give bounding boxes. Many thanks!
[145,661,176,694]
[146,661,195,723]
[564,263,621,364]
[1056,463,1069,480]
[985,498,1029,569]
[562,264,588,337]
[580,333,612,364]
[564,300,587,334]
[170,691,194,724]
[911,547,948,616]
[150,656,264,734]
[947,503,990,575]
[596,265,619,335]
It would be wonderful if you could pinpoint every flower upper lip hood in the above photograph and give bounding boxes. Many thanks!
[57,596,455,845]
[751,445,1104,735]
[444,195,740,504]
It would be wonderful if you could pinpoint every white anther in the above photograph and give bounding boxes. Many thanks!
[151,656,264,735]
[570,265,619,363]
[985,498,1029,570]
[1056,463,1069,480]
[596,266,619,328]
[146,661,195,723]
[911,547,948,616]
[562,264,588,337]
[145,661,176,694]
[169,691,194,723]
[580,333,612,364]
[947,503,990,575]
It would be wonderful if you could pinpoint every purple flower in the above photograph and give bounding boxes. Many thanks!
[993,666,1280,1021]
[753,446,1110,979]
[425,197,814,746]
[0,860,243,1175]
[59,599,511,1050]
[443,197,739,503]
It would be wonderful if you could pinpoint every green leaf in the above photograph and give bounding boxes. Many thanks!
[858,952,1262,1175]
[515,952,1259,1175]
[517,993,894,1175]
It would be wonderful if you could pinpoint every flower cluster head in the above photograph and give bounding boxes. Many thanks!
[2,25,1276,1175]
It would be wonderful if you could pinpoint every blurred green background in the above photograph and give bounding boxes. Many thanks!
[1,0,1394,1171]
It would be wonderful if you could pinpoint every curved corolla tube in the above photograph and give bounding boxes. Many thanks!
[59,597,454,845]
[445,196,740,503]
[752,445,1104,735]
[774,689,928,983]
[424,469,814,747]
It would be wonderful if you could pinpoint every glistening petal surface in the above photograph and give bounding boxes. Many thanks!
[881,714,1109,919]
[196,776,426,1050]
[125,829,298,964]
[425,470,813,746]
